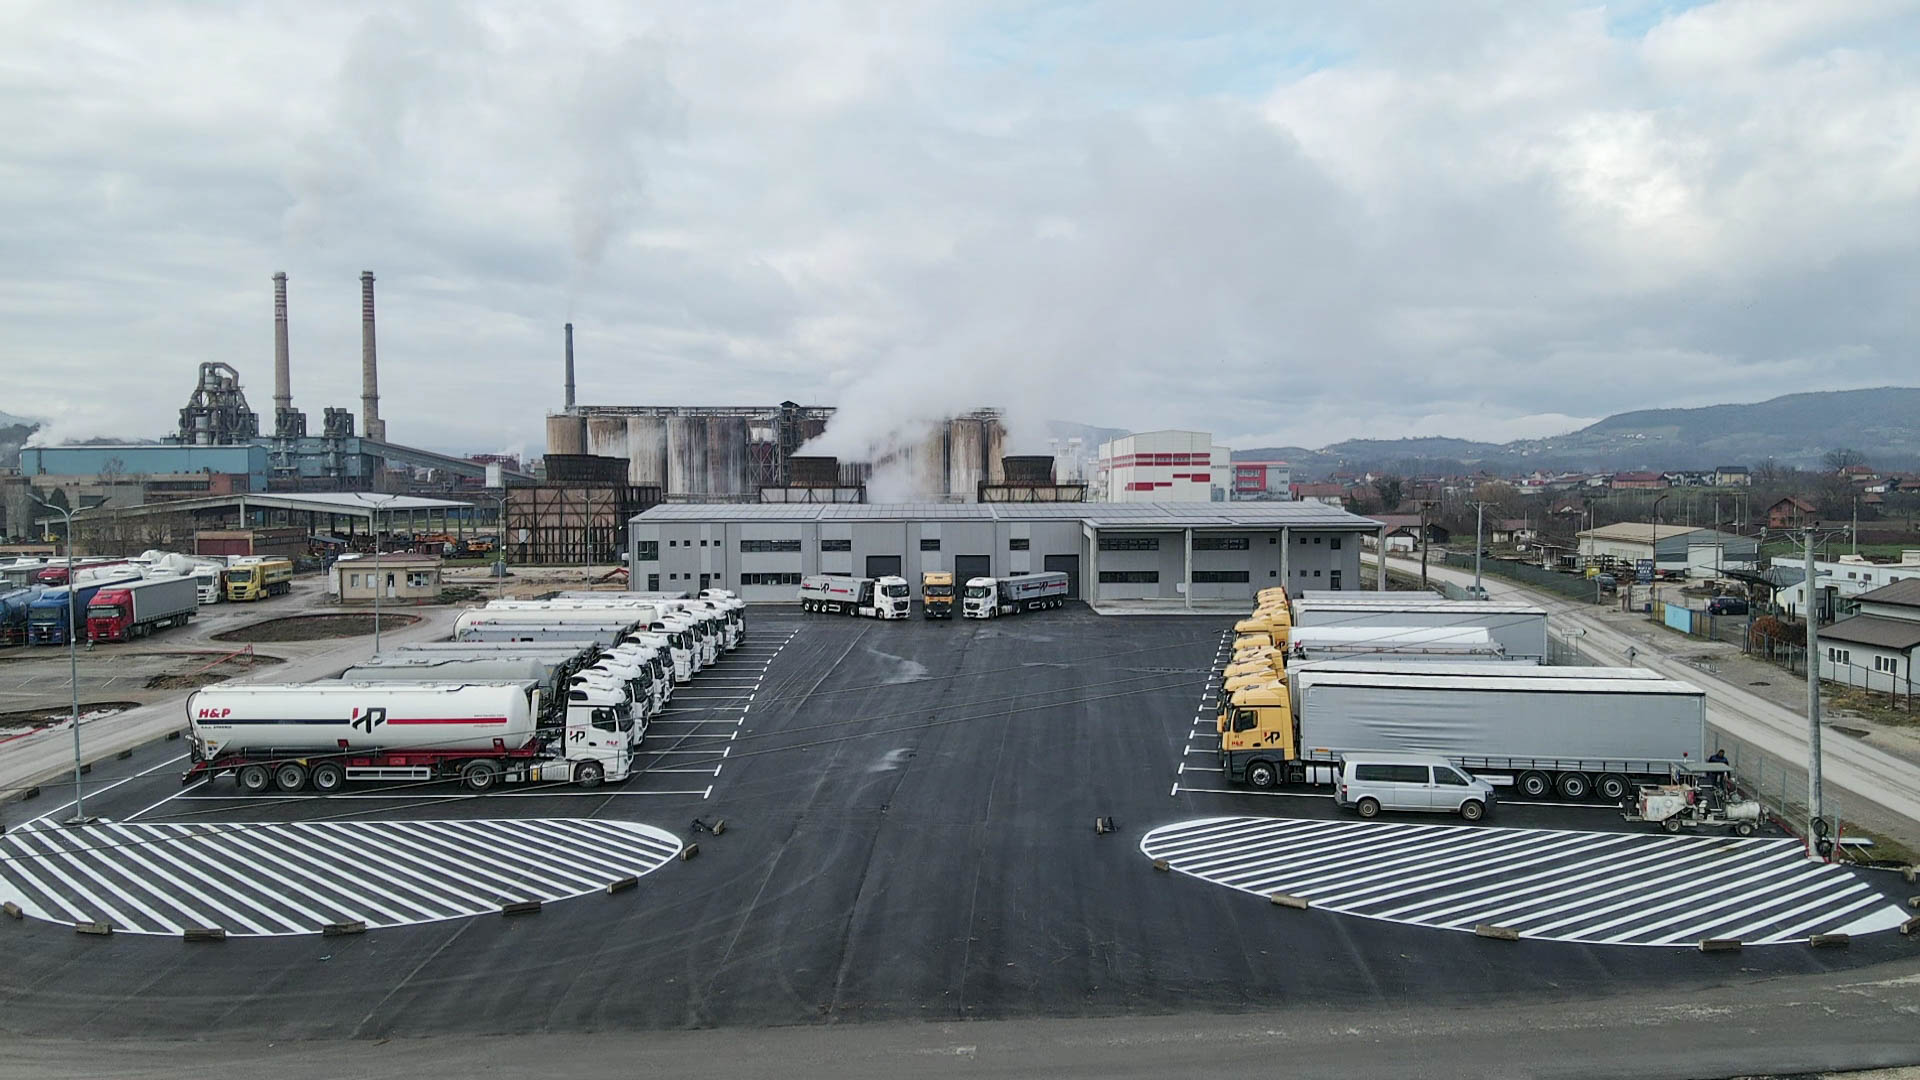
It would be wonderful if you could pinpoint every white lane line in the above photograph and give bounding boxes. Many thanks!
[124,778,210,822]
[1172,784,1331,800]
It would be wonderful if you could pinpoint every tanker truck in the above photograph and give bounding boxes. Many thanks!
[532,595,733,658]
[391,641,673,717]
[0,586,43,646]
[453,607,697,683]
[185,680,634,793]
[962,571,1069,618]
[566,591,747,649]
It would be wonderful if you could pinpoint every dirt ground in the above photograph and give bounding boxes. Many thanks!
[211,613,420,643]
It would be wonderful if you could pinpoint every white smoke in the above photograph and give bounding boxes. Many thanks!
[564,34,683,295]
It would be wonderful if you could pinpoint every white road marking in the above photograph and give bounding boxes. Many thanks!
[1141,815,1911,946]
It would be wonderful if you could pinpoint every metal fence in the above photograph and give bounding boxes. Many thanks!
[1439,552,1604,604]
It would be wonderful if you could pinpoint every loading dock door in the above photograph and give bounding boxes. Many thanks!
[866,554,903,579]
[1044,554,1081,598]
[953,555,990,586]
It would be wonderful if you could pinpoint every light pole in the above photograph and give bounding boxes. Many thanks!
[352,492,402,655]
[1650,493,1671,618]
[1803,524,1828,856]
[29,494,94,826]
[1471,501,1489,597]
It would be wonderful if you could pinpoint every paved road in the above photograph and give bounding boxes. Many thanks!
[1142,815,1908,946]
[1373,554,1920,840]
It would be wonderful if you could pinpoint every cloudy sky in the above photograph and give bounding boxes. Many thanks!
[4,0,1916,457]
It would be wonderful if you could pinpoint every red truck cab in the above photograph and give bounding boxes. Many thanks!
[85,586,136,643]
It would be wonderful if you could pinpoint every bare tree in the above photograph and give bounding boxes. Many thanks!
[1822,447,1868,473]
[1371,475,1405,512]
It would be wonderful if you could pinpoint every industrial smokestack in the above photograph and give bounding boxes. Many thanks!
[272,272,291,416]
[359,270,385,442]
[564,322,576,411]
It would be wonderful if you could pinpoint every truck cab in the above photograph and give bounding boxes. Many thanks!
[871,576,910,618]
[567,674,642,746]
[1217,680,1296,788]
[192,565,224,604]
[921,571,954,619]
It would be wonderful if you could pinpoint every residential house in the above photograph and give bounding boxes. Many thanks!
[1817,577,1920,695]
[1489,518,1535,545]
[1767,496,1817,530]
[1610,471,1667,491]
[1290,482,1349,507]
[1769,550,1920,620]
[1838,464,1878,484]
[1366,514,1450,552]
[1713,465,1750,487]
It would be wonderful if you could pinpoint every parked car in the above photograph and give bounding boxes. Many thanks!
[1335,753,1495,821]
[1707,596,1748,616]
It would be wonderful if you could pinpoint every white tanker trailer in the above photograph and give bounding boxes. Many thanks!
[185,681,633,794]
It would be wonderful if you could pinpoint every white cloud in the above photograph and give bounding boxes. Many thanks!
[0,1,1914,460]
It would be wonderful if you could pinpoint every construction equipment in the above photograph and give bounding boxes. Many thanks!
[1622,762,1763,836]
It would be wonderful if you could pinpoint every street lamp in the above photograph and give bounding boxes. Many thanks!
[352,492,403,655]
[29,493,99,826]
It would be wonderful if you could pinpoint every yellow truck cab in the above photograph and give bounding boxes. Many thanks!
[921,571,955,619]
[1256,587,1290,605]
[1217,680,1296,789]
[1233,632,1273,653]
[224,557,294,602]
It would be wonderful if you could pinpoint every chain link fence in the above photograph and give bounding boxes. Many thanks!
[1439,551,1606,604]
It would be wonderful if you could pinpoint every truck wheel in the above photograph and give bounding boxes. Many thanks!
[1246,761,1279,790]
[575,761,605,789]
[1356,797,1381,819]
[1734,822,1755,837]
[462,760,501,792]
[1459,799,1486,822]
[273,762,309,792]
[1556,772,1591,801]
[1597,774,1630,802]
[309,762,345,793]
[237,764,271,794]
[1661,817,1683,833]
[1517,771,1551,799]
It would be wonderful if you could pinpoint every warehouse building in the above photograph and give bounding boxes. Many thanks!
[1093,430,1232,502]
[629,502,1383,606]
[1576,523,1759,577]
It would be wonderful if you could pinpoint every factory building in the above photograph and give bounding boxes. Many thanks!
[1094,430,1233,503]
[1232,461,1292,500]
[630,501,1382,606]
[504,454,662,565]
[547,402,1010,502]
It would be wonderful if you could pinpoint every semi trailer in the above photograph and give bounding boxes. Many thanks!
[921,571,955,619]
[185,681,635,793]
[392,640,674,714]
[799,575,910,618]
[482,600,714,672]
[1218,667,1708,802]
[962,572,1069,618]
[1288,597,1550,662]
[340,656,647,742]
[1282,625,1508,664]
[552,593,742,652]
[85,575,200,642]
[26,571,143,645]
[453,608,698,682]
[224,557,294,601]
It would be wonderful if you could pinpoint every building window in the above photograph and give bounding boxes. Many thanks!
[1828,647,1851,665]
[1330,537,1341,550]
[1299,570,1308,578]
[636,541,659,562]
[1099,570,1159,584]
[407,572,432,588]
[348,574,360,588]
[740,539,803,553]
[741,572,802,586]
[1875,656,1898,674]
[647,574,660,591]
[1314,570,1322,577]
[1009,538,1029,551]
[820,538,852,552]
[920,538,941,551]
[1330,570,1342,591]
[1314,537,1322,544]
[669,540,677,547]
[1098,537,1159,552]
[1193,537,1249,551]
[1270,570,1277,577]
[1192,570,1250,583]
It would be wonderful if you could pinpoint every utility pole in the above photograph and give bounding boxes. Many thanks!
[1418,500,1431,588]
[1804,525,1826,856]
[1650,494,1671,620]
[1470,500,1491,596]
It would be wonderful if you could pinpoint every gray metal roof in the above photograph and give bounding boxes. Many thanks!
[1856,577,1920,609]
[635,501,1379,529]
[1818,614,1920,651]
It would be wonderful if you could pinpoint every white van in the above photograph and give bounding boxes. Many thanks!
[1336,753,1495,821]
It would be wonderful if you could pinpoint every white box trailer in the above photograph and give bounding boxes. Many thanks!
[1290,669,1706,801]
[1284,625,1506,664]
[1289,660,1661,680]
[799,575,910,619]
[1289,598,1550,661]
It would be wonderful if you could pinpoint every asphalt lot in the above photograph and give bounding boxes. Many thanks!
[0,605,1916,1044]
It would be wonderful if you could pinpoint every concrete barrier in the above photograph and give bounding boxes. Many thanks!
[1474,924,1521,941]
[1152,858,1170,872]
[1808,933,1850,949]
[183,927,226,942]
[607,876,639,894]
[2,901,23,920]
[1698,938,1742,952]
[321,920,366,937]
[500,901,542,917]
[681,843,699,861]
[74,921,112,936]
[1269,893,1311,910]
[1901,916,1919,937]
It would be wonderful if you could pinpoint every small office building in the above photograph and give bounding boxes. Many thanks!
[330,553,443,605]
[629,502,1383,606]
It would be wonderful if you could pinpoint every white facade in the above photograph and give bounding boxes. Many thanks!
[1095,430,1219,503]
[1774,552,1920,614]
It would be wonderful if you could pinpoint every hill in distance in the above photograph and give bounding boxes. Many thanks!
[1237,387,1920,478]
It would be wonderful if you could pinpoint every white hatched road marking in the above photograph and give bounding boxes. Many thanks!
[0,818,681,937]
[1140,815,1910,947]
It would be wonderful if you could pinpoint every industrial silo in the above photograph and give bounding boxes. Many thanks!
[627,415,669,486]
[984,415,1007,484]
[547,413,586,455]
[667,414,710,496]
[914,422,948,496]
[947,416,984,499]
[587,415,628,461]
[707,415,750,496]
